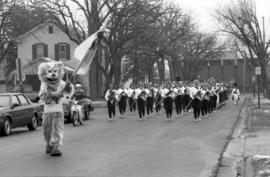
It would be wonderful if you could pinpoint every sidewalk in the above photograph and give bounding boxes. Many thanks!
[217,97,270,177]
[244,98,270,177]
[92,99,106,108]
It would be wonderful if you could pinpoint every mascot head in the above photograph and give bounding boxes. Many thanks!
[38,61,64,86]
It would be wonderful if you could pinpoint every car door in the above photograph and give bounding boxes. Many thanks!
[16,94,33,125]
[9,95,24,127]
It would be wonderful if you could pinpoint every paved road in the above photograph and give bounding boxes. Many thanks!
[0,99,243,177]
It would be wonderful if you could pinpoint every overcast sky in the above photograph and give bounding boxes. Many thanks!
[169,0,270,35]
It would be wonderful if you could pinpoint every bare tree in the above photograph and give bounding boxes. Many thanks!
[39,0,164,87]
[177,32,224,81]
[0,0,15,63]
[215,0,270,92]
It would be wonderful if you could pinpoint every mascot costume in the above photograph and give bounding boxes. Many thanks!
[38,61,73,156]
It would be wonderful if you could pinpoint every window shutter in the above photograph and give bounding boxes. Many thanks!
[55,43,59,61]
[66,43,70,60]
[44,44,48,57]
[32,44,37,60]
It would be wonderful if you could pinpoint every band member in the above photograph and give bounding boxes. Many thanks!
[136,85,146,120]
[127,84,136,112]
[231,83,240,105]
[174,82,183,117]
[211,85,218,112]
[161,82,175,120]
[105,84,117,120]
[116,84,128,118]
[155,87,162,113]
[209,85,216,113]
[201,85,211,118]
[190,80,202,121]
[215,84,222,109]
[219,83,228,107]
[146,84,155,115]
[183,87,191,112]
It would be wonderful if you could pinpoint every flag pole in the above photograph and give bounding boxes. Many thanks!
[72,16,110,77]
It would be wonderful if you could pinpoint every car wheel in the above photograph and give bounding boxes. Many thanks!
[27,114,38,131]
[1,118,11,136]
[65,112,72,123]
[72,111,79,126]
[84,111,91,120]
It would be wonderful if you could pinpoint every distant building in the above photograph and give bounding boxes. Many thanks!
[167,50,254,91]
[198,50,253,92]
[14,20,106,99]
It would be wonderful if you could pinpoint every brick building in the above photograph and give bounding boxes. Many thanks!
[198,50,254,92]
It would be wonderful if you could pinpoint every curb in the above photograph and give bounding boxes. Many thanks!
[92,101,106,108]
[211,97,249,177]
[244,155,254,177]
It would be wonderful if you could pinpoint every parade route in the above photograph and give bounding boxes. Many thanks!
[0,99,243,177]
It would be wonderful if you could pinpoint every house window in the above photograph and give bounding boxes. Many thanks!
[59,44,66,60]
[36,44,44,58]
[49,26,53,34]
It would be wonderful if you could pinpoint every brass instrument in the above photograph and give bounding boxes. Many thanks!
[131,90,136,99]
[194,90,202,100]
[177,88,183,95]
[149,88,155,98]
[202,90,210,100]
[108,90,116,103]
[138,90,146,101]
[116,89,127,101]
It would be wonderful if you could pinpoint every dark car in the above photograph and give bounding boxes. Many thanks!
[0,93,42,136]
[37,99,73,123]
[62,100,72,123]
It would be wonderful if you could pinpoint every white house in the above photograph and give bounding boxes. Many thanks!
[15,20,89,92]
[0,58,7,92]
[15,20,107,98]
[16,20,78,63]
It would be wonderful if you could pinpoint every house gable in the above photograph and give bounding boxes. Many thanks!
[16,20,77,66]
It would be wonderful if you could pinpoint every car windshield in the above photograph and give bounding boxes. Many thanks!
[0,95,10,107]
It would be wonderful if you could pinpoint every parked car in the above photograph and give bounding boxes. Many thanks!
[62,99,72,123]
[0,93,43,136]
[36,96,94,123]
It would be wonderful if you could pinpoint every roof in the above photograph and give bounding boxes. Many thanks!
[7,57,77,82]
[220,50,237,60]
[23,57,76,75]
[16,19,63,42]
[0,93,22,96]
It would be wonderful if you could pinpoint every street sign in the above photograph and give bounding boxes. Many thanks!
[255,67,261,75]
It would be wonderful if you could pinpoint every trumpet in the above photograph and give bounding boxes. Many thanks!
[108,90,116,103]
[138,90,146,101]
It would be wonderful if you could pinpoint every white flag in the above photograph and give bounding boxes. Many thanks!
[73,17,109,75]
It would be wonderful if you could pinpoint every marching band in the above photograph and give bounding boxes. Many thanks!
[104,79,230,122]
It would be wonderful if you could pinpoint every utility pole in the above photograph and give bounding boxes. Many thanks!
[221,59,224,81]
[16,58,24,93]
[262,16,267,97]
[255,67,261,109]
[243,57,246,93]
